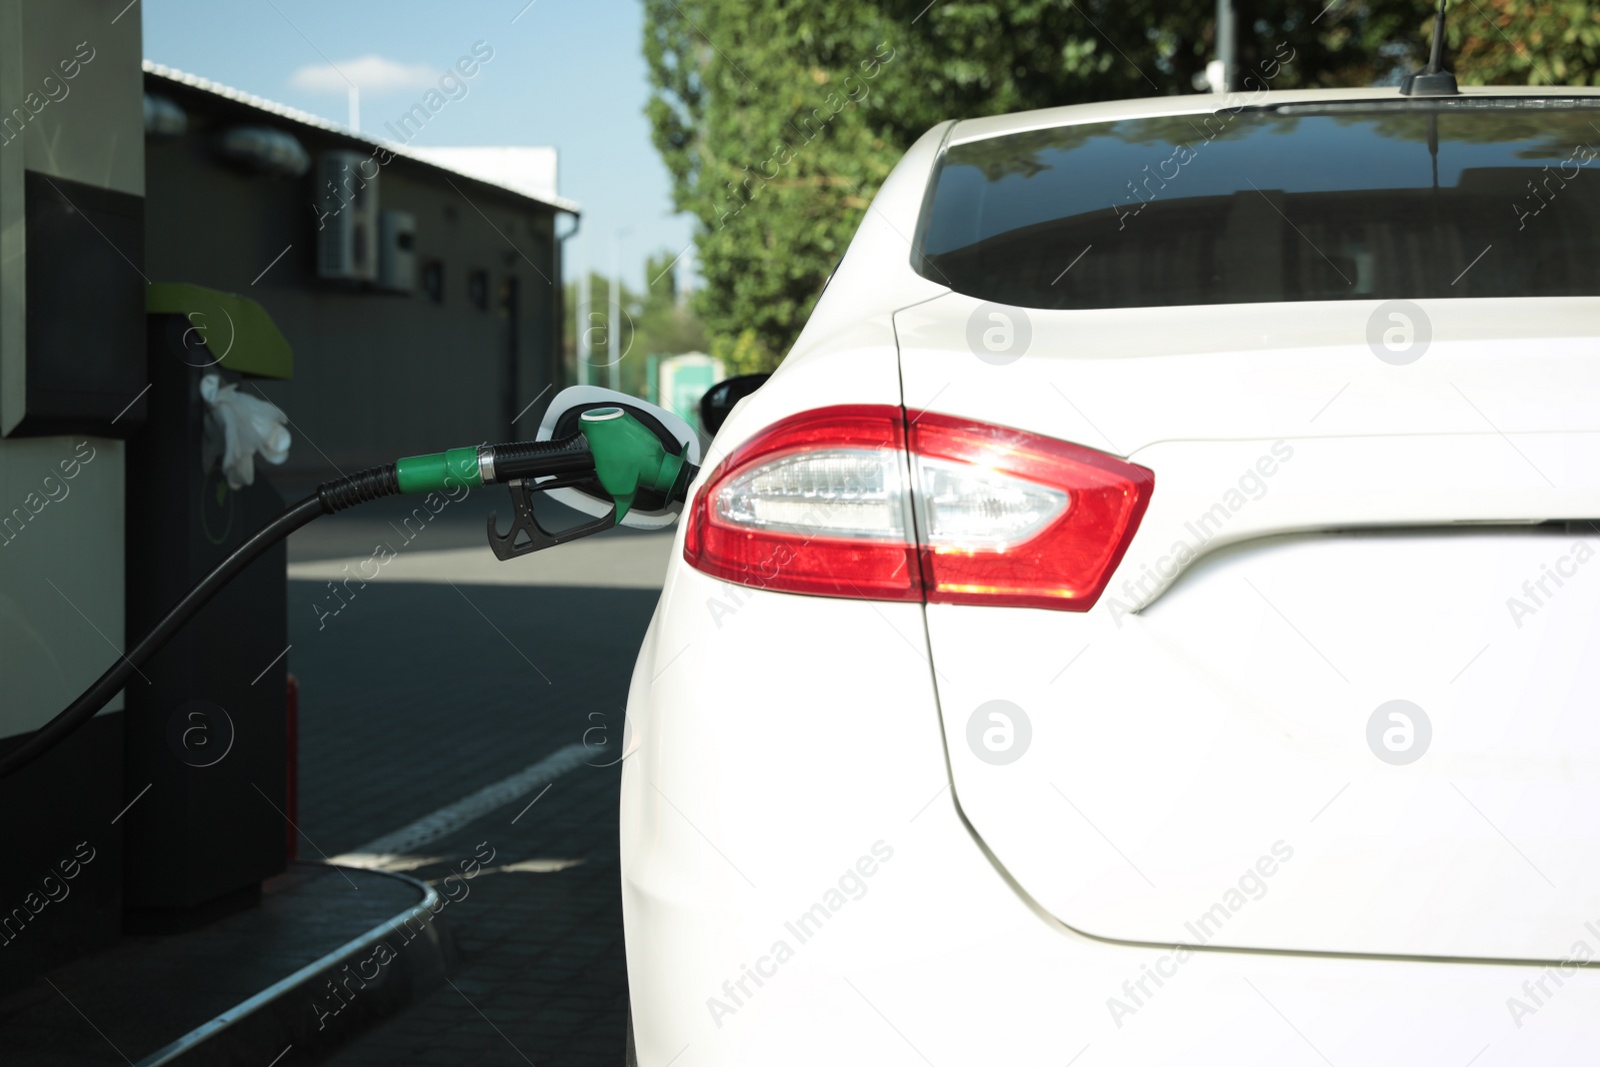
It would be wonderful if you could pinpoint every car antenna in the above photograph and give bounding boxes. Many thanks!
[1400,0,1459,96]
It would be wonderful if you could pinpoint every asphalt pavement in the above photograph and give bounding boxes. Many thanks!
[283,498,669,1065]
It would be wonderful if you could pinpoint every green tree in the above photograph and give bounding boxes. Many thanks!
[1449,1,1600,85]
[644,1,1600,372]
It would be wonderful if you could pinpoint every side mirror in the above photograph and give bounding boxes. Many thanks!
[699,373,770,437]
[535,386,701,530]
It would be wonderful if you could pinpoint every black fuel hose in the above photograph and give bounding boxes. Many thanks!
[0,466,403,779]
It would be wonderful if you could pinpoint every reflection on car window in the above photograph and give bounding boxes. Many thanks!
[915,103,1600,309]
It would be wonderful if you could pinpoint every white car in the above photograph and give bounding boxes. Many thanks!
[620,85,1600,1065]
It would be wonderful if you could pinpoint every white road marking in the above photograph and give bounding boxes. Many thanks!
[329,742,591,868]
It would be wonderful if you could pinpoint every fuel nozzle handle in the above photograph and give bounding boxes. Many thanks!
[483,434,595,483]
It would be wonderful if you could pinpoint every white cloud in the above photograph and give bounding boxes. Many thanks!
[289,55,441,94]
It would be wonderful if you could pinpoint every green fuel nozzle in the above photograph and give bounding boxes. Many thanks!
[379,407,697,561]
[391,408,693,515]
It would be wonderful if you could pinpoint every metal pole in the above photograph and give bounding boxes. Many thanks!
[608,230,622,392]
[1216,0,1236,92]
[577,243,590,386]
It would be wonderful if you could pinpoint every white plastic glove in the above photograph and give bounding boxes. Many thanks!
[199,373,292,489]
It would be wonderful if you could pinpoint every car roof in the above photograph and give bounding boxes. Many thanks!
[949,85,1600,146]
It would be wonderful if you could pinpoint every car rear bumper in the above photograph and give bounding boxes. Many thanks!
[621,562,1600,1066]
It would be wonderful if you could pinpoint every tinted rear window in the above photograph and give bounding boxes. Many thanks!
[915,102,1600,309]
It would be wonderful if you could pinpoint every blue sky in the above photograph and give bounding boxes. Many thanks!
[142,0,693,290]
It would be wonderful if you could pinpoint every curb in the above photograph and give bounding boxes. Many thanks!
[135,864,458,1066]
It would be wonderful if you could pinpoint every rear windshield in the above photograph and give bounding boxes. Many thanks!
[915,102,1600,309]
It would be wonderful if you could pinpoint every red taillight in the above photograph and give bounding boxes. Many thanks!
[682,406,1153,611]
[682,406,921,601]
[910,412,1154,609]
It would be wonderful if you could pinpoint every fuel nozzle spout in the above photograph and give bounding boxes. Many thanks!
[572,406,695,522]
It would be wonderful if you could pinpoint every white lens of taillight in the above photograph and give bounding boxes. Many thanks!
[712,447,911,540]
[914,456,1068,550]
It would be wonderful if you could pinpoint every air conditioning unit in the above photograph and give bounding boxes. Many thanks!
[377,209,417,294]
[315,150,378,283]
